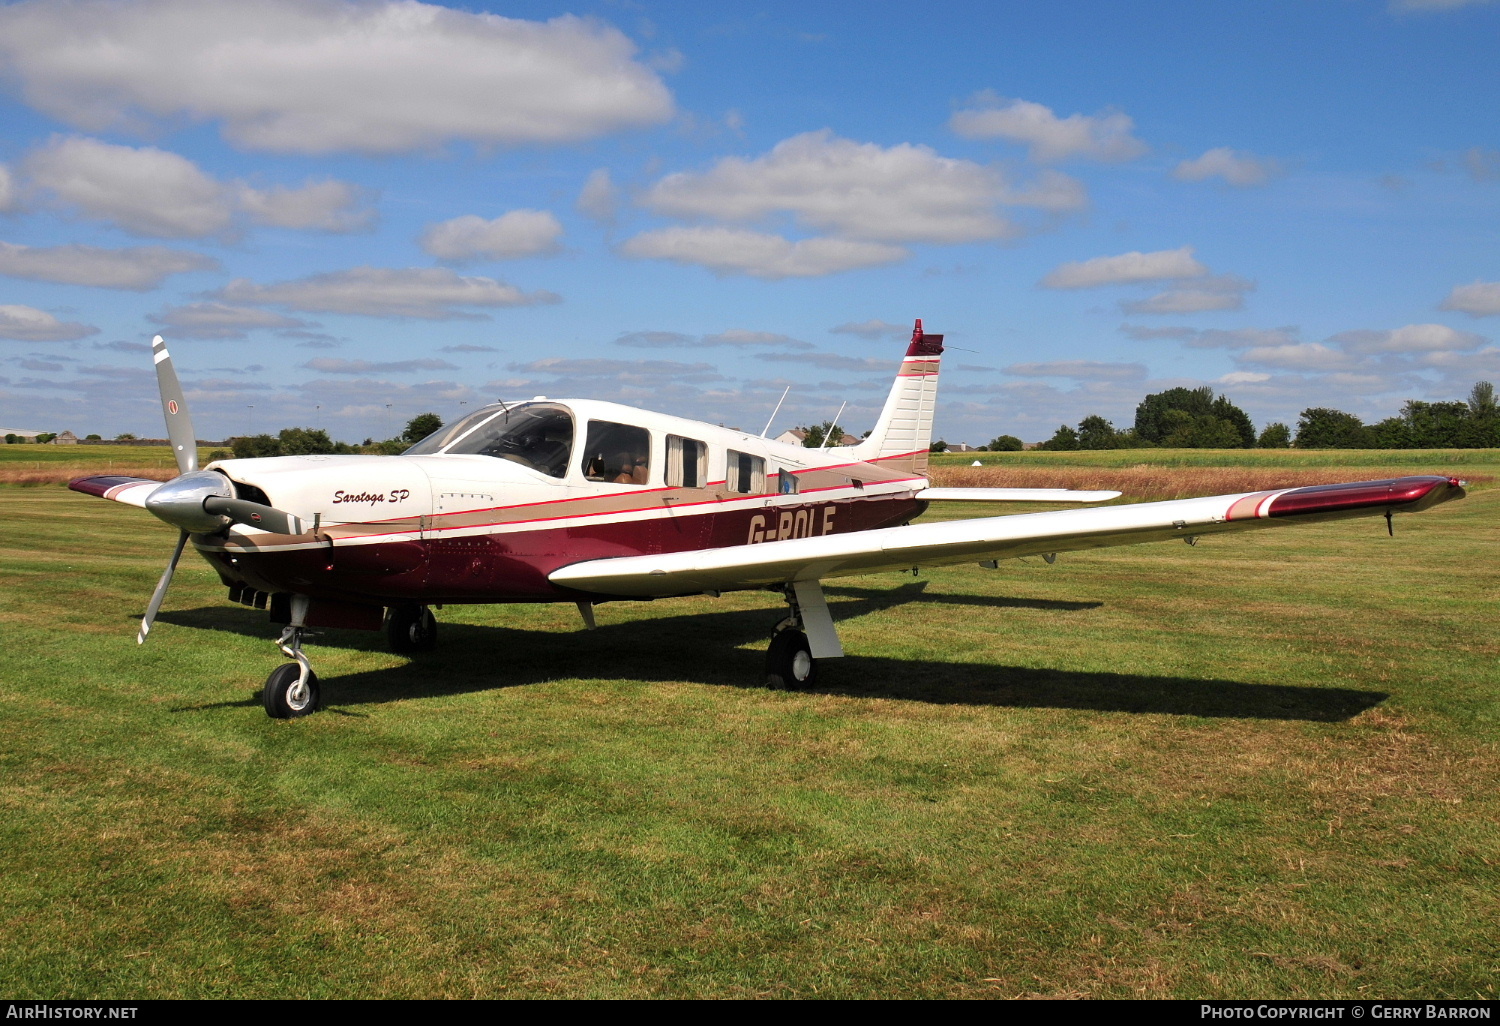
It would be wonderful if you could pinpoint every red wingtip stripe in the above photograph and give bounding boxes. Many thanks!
[1266,476,1457,518]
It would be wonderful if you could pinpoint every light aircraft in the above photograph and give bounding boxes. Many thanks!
[71,321,1465,718]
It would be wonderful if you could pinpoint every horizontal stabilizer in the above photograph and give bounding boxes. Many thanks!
[69,476,161,509]
[916,487,1121,503]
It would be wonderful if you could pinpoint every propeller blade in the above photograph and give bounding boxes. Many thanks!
[203,496,305,535]
[152,335,198,476]
[139,529,189,644]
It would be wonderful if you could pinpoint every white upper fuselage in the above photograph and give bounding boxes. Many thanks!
[203,398,925,547]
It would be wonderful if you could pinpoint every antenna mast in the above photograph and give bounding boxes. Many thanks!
[820,401,847,451]
[761,385,791,438]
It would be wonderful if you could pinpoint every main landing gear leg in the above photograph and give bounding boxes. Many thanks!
[765,580,843,690]
[264,594,320,719]
[386,604,438,655]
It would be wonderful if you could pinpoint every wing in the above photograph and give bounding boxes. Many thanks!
[69,475,163,509]
[550,475,1464,598]
[915,487,1121,502]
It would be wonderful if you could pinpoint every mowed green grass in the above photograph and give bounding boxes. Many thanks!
[1,465,1497,999]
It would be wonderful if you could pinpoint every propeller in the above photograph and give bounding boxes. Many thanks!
[203,496,304,535]
[139,530,188,644]
[137,335,198,643]
[153,334,197,476]
[137,335,306,643]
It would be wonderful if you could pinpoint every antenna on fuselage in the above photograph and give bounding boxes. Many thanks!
[761,385,791,438]
[820,401,847,452]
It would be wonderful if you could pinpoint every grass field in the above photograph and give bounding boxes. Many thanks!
[2,455,1497,998]
[0,444,221,486]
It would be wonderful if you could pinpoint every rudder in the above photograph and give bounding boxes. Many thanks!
[847,319,944,475]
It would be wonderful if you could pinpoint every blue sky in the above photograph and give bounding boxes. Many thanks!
[1,0,1497,444]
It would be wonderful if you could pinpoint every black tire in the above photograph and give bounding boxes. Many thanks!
[386,605,437,654]
[263,662,320,719]
[765,629,817,690]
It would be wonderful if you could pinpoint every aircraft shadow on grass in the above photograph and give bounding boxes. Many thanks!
[156,582,1385,723]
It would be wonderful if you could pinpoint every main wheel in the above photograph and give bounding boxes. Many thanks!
[765,629,817,690]
[386,605,438,654]
[263,662,320,719]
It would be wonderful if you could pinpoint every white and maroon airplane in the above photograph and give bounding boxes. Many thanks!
[71,321,1465,718]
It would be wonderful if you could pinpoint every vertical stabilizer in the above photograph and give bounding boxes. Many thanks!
[847,319,943,476]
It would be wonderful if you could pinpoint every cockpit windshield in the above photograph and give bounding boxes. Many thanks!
[402,402,574,478]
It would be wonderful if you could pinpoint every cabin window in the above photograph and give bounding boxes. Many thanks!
[777,468,799,494]
[583,421,652,484]
[666,435,707,488]
[726,450,766,494]
[423,402,574,478]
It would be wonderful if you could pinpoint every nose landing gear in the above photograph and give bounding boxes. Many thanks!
[264,596,320,718]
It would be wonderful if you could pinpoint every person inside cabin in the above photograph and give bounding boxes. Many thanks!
[583,420,652,484]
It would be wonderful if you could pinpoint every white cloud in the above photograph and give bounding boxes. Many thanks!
[1461,147,1500,182]
[1121,324,1297,348]
[149,302,313,340]
[1441,281,1500,317]
[620,227,906,279]
[24,136,374,238]
[639,129,1056,244]
[1217,371,1272,385]
[577,169,619,222]
[1417,348,1500,380]
[512,357,724,384]
[304,357,457,374]
[614,331,696,348]
[702,330,812,349]
[0,164,15,212]
[1173,147,1282,187]
[948,95,1147,163]
[830,319,911,340]
[1041,246,1206,289]
[1331,323,1487,354]
[0,304,98,341]
[756,352,893,371]
[26,136,232,238]
[0,241,217,290]
[1390,0,1496,10]
[1121,275,1254,314]
[218,266,561,319]
[612,329,812,350]
[1237,343,1361,372]
[1003,360,1148,381]
[0,0,674,154]
[420,210,564,261]
[999,169,1090,212]
[236,179,375,232]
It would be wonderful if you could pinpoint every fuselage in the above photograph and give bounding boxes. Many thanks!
[192,398,929,609]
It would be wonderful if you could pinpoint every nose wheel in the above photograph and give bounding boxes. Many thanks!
[264,621,320,718]
[263,661,320,718]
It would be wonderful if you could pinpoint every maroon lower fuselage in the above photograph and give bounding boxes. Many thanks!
[198,491,927,609]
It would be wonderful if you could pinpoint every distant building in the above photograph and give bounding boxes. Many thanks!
[948,442,978,452]
[50,430,79,445]
[773,428,859,447]
[1,429,42,442]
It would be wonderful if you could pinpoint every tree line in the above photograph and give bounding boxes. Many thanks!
[222,413,443,460]
[963,380,1497,452]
